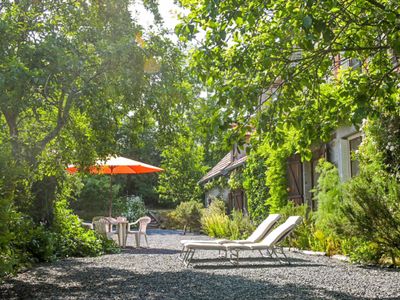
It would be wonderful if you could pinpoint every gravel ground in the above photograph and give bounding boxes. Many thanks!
[1,229,400,300]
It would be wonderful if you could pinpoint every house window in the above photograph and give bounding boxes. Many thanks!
[349,136,362,177]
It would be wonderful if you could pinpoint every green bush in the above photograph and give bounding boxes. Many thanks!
[341,119,400,265]
[153,209,180,229]
[202,213,231,238]
[313,159,345,234]
[53,199,119,257]
[308,159,346,255]
[206,198,226,215]
[278,201,343,255]
[201,199,228,238]
[172,200,204,233]
[278,202,313,250]
[342,167,400,264]
[0,200,16,278]
[116,195,148,222]
[26,225,57,263]
[201,200,255,239]
[228,210,254,240]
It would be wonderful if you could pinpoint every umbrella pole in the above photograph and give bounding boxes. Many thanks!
[108,174,113,217]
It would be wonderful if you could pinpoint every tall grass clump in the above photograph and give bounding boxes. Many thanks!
[201,199,254,239]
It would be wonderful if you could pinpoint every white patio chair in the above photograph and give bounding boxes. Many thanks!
[93,217,118,240]
[127,216,151,247]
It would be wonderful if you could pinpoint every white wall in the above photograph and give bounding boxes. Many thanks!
[327,125,361,181]
[204,186,230,207]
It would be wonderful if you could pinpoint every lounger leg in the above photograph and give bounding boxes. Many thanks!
[182,248,191,264]
[179,246,186,260]
[271,247,289,265]
[144,234,149,248]
[258,250,267,258]
[278,246,290,265]
[218,250,227,259]
[265,248,273,257]
[185,249,195,267]
[229,250,239,265]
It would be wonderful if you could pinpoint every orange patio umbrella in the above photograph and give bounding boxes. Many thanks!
[67,156,163,216]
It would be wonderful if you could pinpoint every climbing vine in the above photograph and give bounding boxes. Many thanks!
[243,128,303,216]
[227,169,244,190]
[243,141,269,223]
[203,176,228,192]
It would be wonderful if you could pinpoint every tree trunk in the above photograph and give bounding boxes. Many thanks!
[30,176,58,226]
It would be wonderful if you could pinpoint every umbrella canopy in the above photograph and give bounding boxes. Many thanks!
[67,156,163,216]
[67,156,163,175]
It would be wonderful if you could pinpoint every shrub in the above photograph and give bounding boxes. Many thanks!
[278,202,313,250]
[342,167,400,265]
[278,201,343,255]
[201,199,254,239]
[202,213,230,238]
[26,225,57,263]
[341,119,400,265]
[313,159,345,235]
[116,195,148,222]
[0,200,16,278]
[206,198,226,215]
[228,210,254,240]
[53,199,119,257]
[154,209,180,229]
[309,159,346,255]
[173,200,204,234]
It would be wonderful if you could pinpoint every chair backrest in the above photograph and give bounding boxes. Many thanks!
[246,214,281,243]
[260,216,302,247]
[116,216,127,222]
[137,216,151,234]
[93,218,110,235]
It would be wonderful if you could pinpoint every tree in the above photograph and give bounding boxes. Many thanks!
[0,0,172,221]
[157,133,208,205]
[176,0,400,155]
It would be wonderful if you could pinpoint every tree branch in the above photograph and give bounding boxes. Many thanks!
[37,87,80,154]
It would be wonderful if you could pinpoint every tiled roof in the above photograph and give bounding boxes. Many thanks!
[199,151,247,184]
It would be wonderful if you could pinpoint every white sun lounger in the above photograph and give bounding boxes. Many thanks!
[179,214,281,259]
[181,216,302,267]
[180,213,281,245]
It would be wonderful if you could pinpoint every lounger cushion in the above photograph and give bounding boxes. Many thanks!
[184,242,226,250]
[246,214,281,243]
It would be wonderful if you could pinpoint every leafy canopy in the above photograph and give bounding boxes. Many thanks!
[177,0,400,152]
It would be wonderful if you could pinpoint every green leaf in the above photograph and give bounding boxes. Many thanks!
[235,17,244,26]
[303,15,313,29]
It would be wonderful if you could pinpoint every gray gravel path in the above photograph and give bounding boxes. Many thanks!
[1,229,399,299]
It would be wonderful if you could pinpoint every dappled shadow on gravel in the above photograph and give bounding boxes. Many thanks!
[191,259,323,270]
[2,265,394,300]
[120,247,181,255]
[2,230,400,299]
